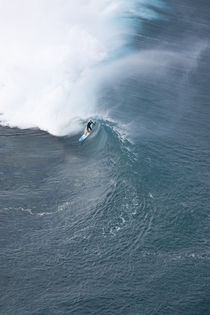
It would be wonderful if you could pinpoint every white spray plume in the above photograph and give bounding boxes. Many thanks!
[0,0,164,135]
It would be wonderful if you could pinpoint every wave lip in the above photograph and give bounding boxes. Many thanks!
[0,0,166,135]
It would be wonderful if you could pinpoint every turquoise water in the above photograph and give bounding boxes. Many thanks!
[1,0,210,314]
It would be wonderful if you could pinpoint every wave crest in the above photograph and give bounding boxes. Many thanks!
[0,0,165,135]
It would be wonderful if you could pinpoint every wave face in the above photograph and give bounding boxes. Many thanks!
[0,0,164,135]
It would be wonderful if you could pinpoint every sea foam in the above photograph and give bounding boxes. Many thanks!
[0,0,164,135]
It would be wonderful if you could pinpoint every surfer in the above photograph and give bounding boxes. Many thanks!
[86,120,95,132]
[79,120,96,142]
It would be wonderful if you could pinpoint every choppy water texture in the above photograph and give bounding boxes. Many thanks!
[1,0,210,314]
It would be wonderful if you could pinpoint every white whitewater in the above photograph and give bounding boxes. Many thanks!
[0,0,164,135]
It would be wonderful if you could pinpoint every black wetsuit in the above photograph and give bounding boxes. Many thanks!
[87,121,93,132]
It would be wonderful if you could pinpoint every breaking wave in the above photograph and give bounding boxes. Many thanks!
[0,0,165,135]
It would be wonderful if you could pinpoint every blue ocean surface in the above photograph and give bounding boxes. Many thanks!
[0,0,210,314]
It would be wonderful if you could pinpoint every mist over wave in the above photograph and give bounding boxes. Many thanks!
[0,0,165,135]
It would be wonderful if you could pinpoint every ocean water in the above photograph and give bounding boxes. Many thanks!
[0,0,210,314]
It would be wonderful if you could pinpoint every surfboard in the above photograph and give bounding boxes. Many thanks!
[79,129,91,142]
[79,123,96,142]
